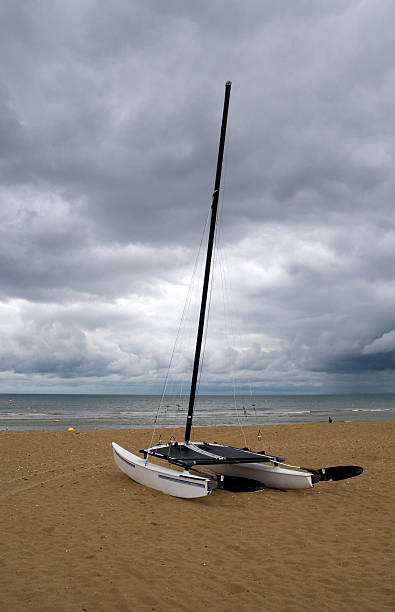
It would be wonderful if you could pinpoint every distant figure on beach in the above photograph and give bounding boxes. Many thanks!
[328,416,333,423]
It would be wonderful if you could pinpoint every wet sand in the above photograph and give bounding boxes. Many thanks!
[0,421,394,611]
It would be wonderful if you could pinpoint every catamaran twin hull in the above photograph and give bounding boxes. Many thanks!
[113,440,363,498]
[143,441,315,491]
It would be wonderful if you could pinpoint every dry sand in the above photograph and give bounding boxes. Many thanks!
[0,421,394,612]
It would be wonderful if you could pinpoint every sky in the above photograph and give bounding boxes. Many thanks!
[1,0,395,395]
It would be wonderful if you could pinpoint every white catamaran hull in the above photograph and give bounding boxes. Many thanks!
[112,443,213,498]
[205,462,314,490]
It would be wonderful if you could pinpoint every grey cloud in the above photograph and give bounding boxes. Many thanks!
[0,1,394,392]
[321,350,395,375]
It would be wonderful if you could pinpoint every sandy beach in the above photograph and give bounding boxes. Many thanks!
[1,421,394,611]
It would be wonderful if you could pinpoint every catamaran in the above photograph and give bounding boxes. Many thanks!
[112,81,363,498]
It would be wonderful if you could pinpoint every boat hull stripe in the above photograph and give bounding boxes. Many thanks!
[158,474,206,488]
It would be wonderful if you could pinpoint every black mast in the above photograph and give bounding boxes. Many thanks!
[184,81,232,443]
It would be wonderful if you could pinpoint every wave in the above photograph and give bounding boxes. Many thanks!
[352,408,393,412]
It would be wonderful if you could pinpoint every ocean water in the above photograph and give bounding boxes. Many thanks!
[0,393,394,431]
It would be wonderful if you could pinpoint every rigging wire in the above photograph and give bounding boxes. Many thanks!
[193,119,232,431]
[148,101,253,449]
[192,119,248,447]
[192,213,217,438]
[145,207,211,458]
[216,120,249,448]
[216,193,248,448]
[193,201,247,448]
[141,84,266,464]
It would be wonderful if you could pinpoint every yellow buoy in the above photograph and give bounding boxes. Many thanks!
[67,427,75,431]
[55,419,60,422]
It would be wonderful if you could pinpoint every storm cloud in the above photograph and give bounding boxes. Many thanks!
[1,1,394,393]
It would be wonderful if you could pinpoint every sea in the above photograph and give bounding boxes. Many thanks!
[0,393,394,431]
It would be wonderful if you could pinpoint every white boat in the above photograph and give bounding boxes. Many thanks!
[205,461,314,490]
[142,441,315,491]
[113,82,363,497]
[112,443,213,498]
